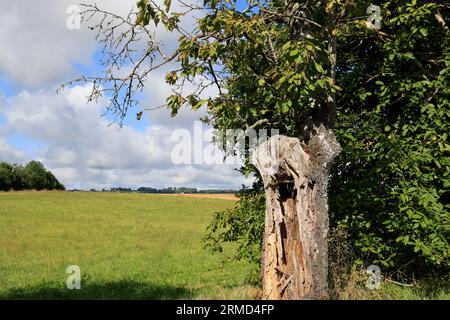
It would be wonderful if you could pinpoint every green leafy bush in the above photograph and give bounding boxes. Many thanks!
[330,0,449,274]
[0,161,65,191]
[204,0,449,278]
[203,180,265,283]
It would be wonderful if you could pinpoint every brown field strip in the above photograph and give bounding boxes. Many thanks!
[156,193,237,201]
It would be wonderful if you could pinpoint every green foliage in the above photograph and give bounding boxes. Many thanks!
[0,163,14,191]
[0,161,65,191]
[153,0,340,136]
[0,163,28,191]
[203,181,265,266]
[200,0,449,277]
[203,181,265,283]
[136,0,179,30]
[330,0,450,273]
[23,161,50,191]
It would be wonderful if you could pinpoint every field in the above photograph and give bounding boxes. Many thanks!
[0,191,257,299]
[1,191,448,300]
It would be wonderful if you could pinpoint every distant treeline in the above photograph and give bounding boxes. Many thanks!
[136,187,238,194]
[80,187,238,194]
[0,161,65,191]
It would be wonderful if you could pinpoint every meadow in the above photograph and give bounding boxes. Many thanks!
[0,191,257,299]
[0,191,448,300]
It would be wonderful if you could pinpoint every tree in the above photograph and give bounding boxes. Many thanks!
[329,0,450,274]
[20,161,65,191]
[0,163,14,191]
[23,161,50,190]
[70,0,449,299]
[45,171,66,191]
[0,161,65,191]
[10,164,27,191]
[205,0,450,286]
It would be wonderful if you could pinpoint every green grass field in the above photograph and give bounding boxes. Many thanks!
[1,191,448,300]
[0,191,257,300]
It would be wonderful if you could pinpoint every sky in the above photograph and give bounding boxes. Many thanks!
[0,0,254,190]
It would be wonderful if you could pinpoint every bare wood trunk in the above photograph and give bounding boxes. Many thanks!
[252,125,341,300]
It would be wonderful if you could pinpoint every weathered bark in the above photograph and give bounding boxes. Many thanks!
[252,125,341,300]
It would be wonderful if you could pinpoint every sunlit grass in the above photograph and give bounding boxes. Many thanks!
[334,269,450,300]
[0,191,257,299]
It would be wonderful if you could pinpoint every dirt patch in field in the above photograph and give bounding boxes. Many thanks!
[158,193,237,201]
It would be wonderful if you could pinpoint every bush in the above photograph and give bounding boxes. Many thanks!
[203,180,265,283]
[202,1,449,282]
[0,161,65,191]
[0,163,14,191]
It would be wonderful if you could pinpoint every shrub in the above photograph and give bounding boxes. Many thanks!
[0,161,65,191]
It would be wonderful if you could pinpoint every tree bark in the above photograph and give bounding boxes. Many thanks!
[252,125,341,300]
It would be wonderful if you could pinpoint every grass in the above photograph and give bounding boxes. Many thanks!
[0,191,257,300]
[0,191,447,300]
[334,269,450,300]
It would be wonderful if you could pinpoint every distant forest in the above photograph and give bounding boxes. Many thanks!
[0,161,65,191]
[80,187,238,194]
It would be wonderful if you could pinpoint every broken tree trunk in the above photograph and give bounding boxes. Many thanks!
[252,125,341,300]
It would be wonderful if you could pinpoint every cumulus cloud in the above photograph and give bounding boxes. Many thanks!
[0,0,94,88]
[0,0,198,88]
[0,0,253,190]
[0,85,250,189]
[0,138,27,163]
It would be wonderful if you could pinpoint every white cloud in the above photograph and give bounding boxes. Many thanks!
[0,138,27,164]
[0,0,198,88]
[0,85,250,189]
[0,1,253,190]
[0,1,94,88]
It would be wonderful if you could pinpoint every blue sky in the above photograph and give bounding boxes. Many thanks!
[0,0,253,190]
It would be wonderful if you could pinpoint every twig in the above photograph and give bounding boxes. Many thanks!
[384,277,414,287]
[260,8,322,28]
